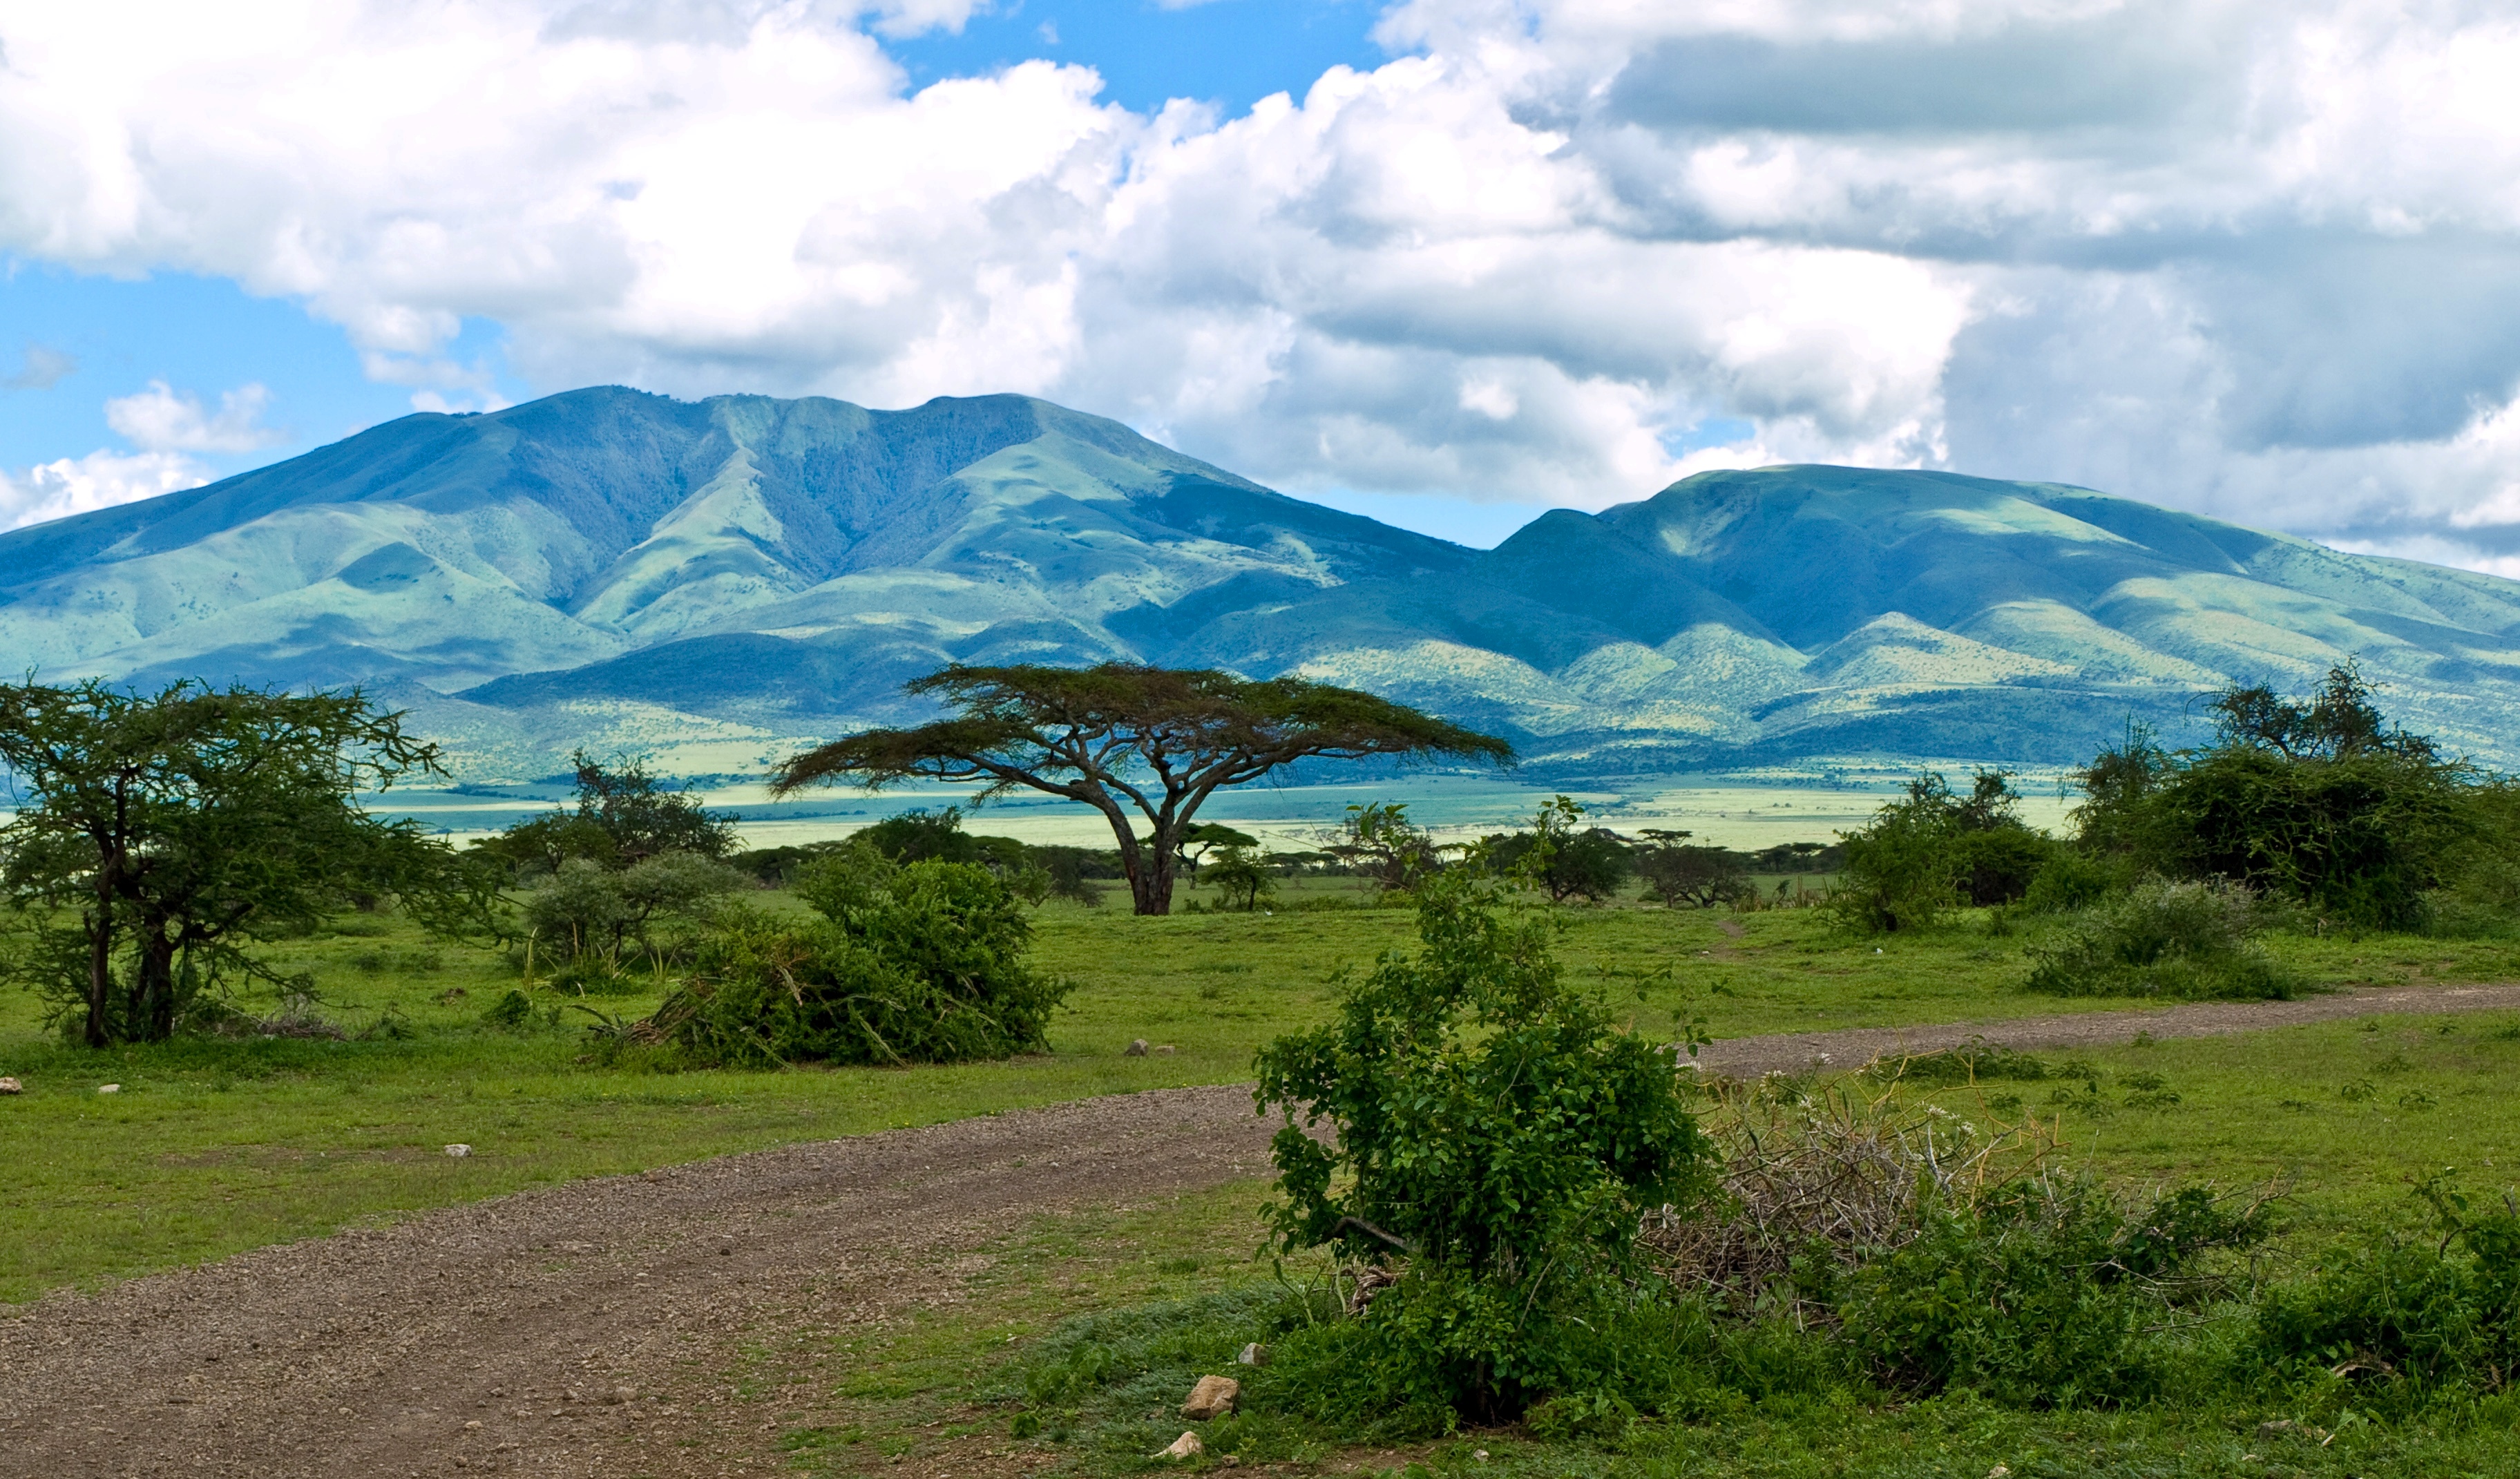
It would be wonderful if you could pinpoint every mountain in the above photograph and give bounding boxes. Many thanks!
[4,386,2517,777]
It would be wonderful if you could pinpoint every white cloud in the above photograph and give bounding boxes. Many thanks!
[0,0,2517,564]
[0,448,207,533]
[103,380,281,452]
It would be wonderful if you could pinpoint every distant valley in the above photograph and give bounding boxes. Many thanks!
[4,385,2517,779]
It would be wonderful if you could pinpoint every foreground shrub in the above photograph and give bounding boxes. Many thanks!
[1252,861,1716,1422]
[1831,1177,2269,1406]
[2251,1177,2520,1403]
[2023,878,2301,1000]
[636,846,1067,1066]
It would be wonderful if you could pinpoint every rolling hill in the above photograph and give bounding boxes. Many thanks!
[3,385,2516,777]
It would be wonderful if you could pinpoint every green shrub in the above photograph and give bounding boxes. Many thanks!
[2020,847,2133,914]
[1831,1179,2268,1406]
[522,851,747,962]
[1252,862,1716,1422]
[638,846,1068,1067]
[2023,879,2302,1000]
[1833,771,2050,933]
[2249,1177,2520,1403]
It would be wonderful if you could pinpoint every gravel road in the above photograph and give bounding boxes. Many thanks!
[8,982,2519,1478]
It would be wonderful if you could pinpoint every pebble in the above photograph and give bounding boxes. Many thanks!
[1236,1342,1266,1366]
[445,1144,472,1157]
[97,1083,121,1094]
[1125,1039,1149,1056]
[1156,1431,1203,1461]
[0,1076,19,1094]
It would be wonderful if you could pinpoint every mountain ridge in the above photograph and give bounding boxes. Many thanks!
[4,386,2517,777]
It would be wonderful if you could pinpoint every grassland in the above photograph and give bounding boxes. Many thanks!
[705,1015,2520,1479]
[6,877,2519,1304]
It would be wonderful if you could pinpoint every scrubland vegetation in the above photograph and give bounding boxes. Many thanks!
[7,660,2520,1473]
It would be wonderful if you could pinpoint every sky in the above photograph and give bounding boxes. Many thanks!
[3,0,2519,568]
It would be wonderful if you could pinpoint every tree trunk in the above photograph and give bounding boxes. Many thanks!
[135,928,179,1042]
[84,906,114,1049]
[1129,859,1178,916]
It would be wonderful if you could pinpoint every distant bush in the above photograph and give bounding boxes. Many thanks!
[1483,796,1632,904]
[2020,847,2133,914]
[2023,878,2300,1000]
[637,843,1067,1067]
[1633,830,1751,908]
[1833,770,2048,933]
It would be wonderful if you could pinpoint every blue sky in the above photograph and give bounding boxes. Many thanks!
[3,1,2519,573]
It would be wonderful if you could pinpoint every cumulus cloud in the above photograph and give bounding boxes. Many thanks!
[103,380,282,452]
[0,448,207,533]
[0,0,2516,563]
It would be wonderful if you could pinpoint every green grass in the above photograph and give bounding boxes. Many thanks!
[3,879,2516,1303]
[734,1018,2520,1478]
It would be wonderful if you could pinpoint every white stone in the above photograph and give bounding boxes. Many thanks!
[1155,1431,1203,1461]
[97,1083,120,1094]
[445,1143,473,1157]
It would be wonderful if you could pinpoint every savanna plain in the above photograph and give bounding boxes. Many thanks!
[11,867,2520,1478]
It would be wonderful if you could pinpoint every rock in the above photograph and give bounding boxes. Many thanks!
[606,1386,635,1404]
[1155,1431,1203,1461]
[1125,1039,1149,1056]
[97,1083,120,1094]
[444,1143,472,1157]
[1154,1044,1178,1055]
[1236,1342,1267,1366]
[0,1077,19,1094]
[1181,1375,1239,1420]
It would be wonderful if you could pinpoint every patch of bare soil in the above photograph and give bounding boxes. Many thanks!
[9,983,2520,1478]
[1695,982,2520,1078]
[0,1087,1278,1479]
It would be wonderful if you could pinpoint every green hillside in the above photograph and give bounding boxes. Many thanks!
[2,387,2515,775]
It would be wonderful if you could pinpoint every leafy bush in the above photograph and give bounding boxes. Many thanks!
[1831,1178,2269,1406]
[1833,771,2049,933]
[2250,1176,2520,1402]
[637,845,1067,1066]
[1483,796,1632,904]
[2020,847,2134,914]
[2071,669,2482,931]
[1252,861,1715,1421]
[2023,878,2301,1000]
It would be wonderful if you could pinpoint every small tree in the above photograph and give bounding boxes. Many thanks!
[1321,801,1444,894]
[0,680,497,1046]
[1176,821,1258,883]
[771,665,1511,915]
[1634,830,1751,908]
[475,750,738,879]
[1203,843,1277,911]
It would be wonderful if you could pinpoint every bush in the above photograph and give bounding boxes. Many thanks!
[1634,832,1752,908]
[2021,847,2133,913]
[1484,796,1632,904]
[1252,862,1716,1421]
[2249,1176,2520,1402]
[2023,878,2301,1000]
[1833,771,2049,933]
[638,846,1068,1067]
[1832,1178,2269,1406]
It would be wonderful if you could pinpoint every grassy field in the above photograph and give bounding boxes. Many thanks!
[4,876,2519,1305]
[685,1015,2520,1478]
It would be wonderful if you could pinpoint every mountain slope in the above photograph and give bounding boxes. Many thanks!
[5,388,2518,775]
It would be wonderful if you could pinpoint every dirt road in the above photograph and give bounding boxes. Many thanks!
[9,982,2519,1478]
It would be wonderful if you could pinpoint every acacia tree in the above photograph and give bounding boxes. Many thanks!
[771,664,1513,915]
[0,680,498,1046]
